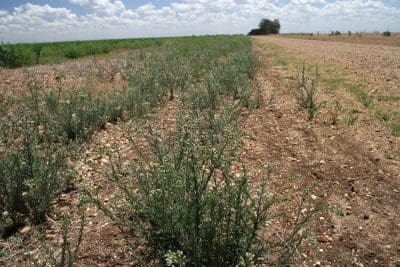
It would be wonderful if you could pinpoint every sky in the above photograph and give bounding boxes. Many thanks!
[0,0,399,43]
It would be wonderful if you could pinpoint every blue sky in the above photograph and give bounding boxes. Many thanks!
[1,0,399,43]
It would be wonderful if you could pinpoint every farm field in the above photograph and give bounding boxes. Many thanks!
[0,37,172,68]
[277,33,400,47]
[252,36,400,265]
[0,35,399,266]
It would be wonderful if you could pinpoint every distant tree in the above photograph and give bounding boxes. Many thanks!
[248,18,280,35]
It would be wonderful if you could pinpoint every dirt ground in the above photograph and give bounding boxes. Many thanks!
[250,36,400,266]
[277,33,400,47]
[1,37,399,266]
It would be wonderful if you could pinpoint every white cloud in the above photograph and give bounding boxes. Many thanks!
[69,0,125,14]
[0,0,399,42]
[0,3,77,35]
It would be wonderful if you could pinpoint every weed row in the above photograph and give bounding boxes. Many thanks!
[1,35,320,266]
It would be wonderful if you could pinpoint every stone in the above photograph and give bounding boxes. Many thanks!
[20,226,31,235]
[345,205,352,215]
[100,158,109,164]
[317,235,330,243]
[45,234,55,241]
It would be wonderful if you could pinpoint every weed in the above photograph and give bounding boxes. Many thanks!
[389,123,400,136]
[384,150,399,160]
[375,110,391,122]
[376,94,400,102]
[0,119,71,237]
[1,36,319,266]
[165,250,188,267]
[294,63,320,120]
[85,89,321,266]
[323,77,346,93]
[347,84,373,107]
[344,110,358,126]
[325,99,342,125]
[85,107,309,265]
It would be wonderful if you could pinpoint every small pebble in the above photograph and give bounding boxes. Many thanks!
[100,158,109,164]
[317,235,330,243]
[20,226,31,235]
[45,234,55,241]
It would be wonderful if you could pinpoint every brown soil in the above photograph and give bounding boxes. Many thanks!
[249,36,400,266]
[277,33,400,48]
[255,36,400,96]
[1,38,399,266]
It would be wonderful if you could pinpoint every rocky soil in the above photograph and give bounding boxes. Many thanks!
[1,37,399,266]
[251,36,400,266]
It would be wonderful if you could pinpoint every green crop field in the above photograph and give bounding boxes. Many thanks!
[0,36,221,68]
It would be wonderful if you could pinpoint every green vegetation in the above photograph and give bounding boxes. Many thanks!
[294,63,320,120]
[0,35,322,265]
[1,37,178,68]
[344,110,358,126]
[376,94,400,102]
[346,83,373,108]
[375,110,400,135]
[322,77,346,93]
[87,107,276,266]
[389,123,400,135]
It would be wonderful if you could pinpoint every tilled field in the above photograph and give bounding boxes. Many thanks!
[255,36,400,96]
[253,36,400,266]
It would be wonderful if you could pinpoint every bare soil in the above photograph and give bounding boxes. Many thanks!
[1,37,399,266]
[251,36,400,266]
[277,33,400,48]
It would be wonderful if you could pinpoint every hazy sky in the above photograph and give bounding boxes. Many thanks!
[1,0,399,43]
